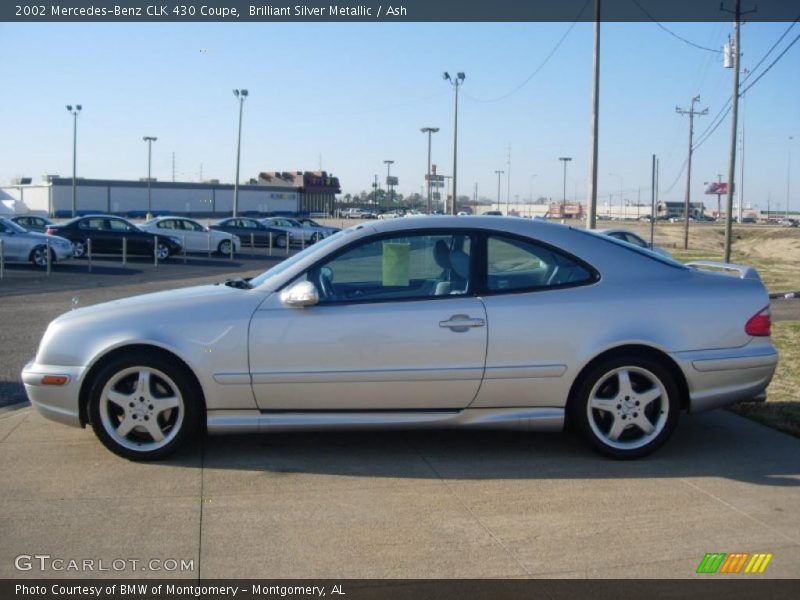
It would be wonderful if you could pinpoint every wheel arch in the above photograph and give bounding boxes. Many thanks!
[78,343,206,427]
[565,344,690,422]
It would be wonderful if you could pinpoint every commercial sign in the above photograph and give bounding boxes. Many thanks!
[704,182,729,195]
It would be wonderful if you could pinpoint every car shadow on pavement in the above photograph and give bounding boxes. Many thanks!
[152,412,800,487]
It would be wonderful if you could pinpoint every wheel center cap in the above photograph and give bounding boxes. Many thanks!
[622,399,636,415]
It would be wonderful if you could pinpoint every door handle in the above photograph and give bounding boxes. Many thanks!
[439,314,485,330]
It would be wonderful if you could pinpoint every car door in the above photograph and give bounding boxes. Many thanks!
[472,233,598,409]
[178,219,205,252]
[0,221,27,260]
[249,231,488,410]
[78,217,109,253]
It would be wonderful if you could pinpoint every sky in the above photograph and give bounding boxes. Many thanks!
[0,20,798,211]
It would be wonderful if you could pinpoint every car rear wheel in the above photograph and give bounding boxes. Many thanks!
[29,245,54,268]
[572,355,679,459]
[217,239,233,255]
[87,354,201,460]
[275,234,287,248]
[310,232,321,244]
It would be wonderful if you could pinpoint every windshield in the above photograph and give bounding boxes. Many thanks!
[580,228,687,270]
[1,218,28,233]
[249,228,351,288]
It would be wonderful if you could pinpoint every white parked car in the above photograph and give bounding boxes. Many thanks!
[140,217,240,255]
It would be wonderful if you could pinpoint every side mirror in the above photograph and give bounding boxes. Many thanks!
[280,280,319,308]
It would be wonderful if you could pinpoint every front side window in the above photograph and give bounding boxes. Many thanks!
[308,233,473,303]
[487,235,592,291]
[157,220,175,229]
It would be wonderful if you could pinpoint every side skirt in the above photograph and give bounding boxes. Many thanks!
[206,407,564,435]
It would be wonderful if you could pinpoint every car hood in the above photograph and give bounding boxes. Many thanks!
[54,283,263,324]
[28,231,71,244]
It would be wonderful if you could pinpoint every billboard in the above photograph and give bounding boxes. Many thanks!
[386,176,399,186]
[704,181,729,195]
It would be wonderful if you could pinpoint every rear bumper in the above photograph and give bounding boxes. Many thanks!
[672,344,779,413]
[21,361,85,428]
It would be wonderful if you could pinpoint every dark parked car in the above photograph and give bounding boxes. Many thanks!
[11,215,55,232]
[210,217,290,248]
[46,215,183,260]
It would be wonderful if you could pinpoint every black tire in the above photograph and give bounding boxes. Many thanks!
[570,354,680,460]
[310,232,321,244]
[72,240,87,258]
[217,239,233,255]
[276,234,287,248]
[87,352,202,461]
[154,242,171,261]
[29,245,54,269]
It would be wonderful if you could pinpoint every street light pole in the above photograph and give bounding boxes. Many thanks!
[421,127,439,214]
[788,135,794,219]
[143,136,157,218]
[66,104,82,217]
[559,157,572,218]
[494,170,504,212]
[384,160,394,214]
[443,72,465,215]
[232,89,249,218]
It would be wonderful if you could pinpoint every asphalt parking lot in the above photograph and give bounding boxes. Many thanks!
[1,255,799,579]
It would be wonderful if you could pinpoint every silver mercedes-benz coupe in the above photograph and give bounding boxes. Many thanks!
[22,217,778,460]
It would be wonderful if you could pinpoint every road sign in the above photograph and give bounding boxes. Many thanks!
[386,176,398,186]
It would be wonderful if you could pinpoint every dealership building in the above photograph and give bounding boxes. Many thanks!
[0,171,341,218]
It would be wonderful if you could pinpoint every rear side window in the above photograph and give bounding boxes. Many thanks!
[487,235,593,292]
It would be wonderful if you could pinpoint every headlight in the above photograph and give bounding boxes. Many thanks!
[233,235,241,243]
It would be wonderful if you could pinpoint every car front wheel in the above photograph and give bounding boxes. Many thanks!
[87,354,201,460]
[30,245,54,268]
[572,355,679,459]
[72,240,87,258]
[155,242,171,261]
[217,239,233,255]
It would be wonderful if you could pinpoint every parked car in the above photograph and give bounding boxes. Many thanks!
[595,228,672,258]
[210,217,290,248]
[260,217,323,244]
[378,211,402,219]
[10,215,55,232]
[0,217,73,267]
[342,208,364,219]
[46,215,182,260]
[483,210,503,216]
[294,217,341,238]
[23,216,777,461]
[139,217,240,255]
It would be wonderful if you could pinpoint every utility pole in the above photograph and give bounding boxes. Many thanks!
[495,170,504,211]
[421,127,439,214]
[373,174,379,207]
[65,104,82,217]
[716,173,723,218]
[559,157,572,218]
[172,152,176,182]
[739,68,749,223]
[788,136,794,219]
[506,144,511,215]
[676,95,708,249]
[143,136,157,218]
[722,0,755,261]
[384,160,394,214]
[232,88,249,218]
[586,0,601,229]
[650,155,656,246]
[443,72,465,215]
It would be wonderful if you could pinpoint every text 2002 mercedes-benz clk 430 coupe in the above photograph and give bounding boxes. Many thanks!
[23,217,778,460]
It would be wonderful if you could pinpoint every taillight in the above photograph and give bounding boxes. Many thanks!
[45,228,54,235]
[745,306,771,337]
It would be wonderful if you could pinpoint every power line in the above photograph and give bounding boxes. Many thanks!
[740,17,799,87]
[463,0,591,103]
[739,31,800,96]
[631,0,722,53]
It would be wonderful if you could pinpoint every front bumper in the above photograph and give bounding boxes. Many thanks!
[21,361,86,428]
[51,244,74,262]
[672,344,779,413]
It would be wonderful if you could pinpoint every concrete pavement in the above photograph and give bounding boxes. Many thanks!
[1,406,798,579]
